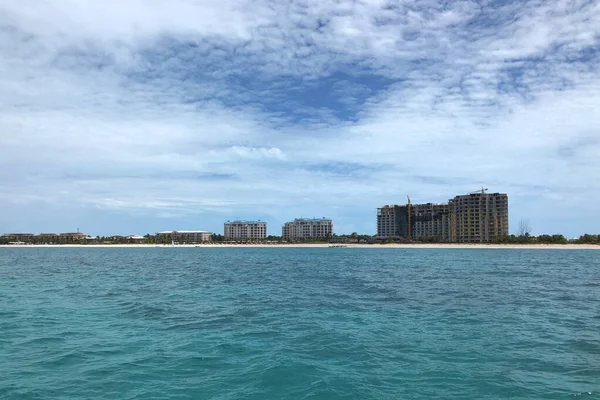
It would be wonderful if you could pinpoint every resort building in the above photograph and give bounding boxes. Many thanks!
[38,233,58,243]
[155,230,211,243]
[59,232,87,241]
[126,235,145,243]
[224,221,267,240]
[450,191,509,243]
[1,233,34,243]
[282,218,333,241]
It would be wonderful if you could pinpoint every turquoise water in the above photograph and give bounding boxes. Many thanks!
[0,248,598,399]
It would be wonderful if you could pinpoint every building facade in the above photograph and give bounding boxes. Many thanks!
[282,218,333,241]
[156,230,211,243]
[377,205,410,238]
[59,232,87,241]
[1,233,34,243]
[224,221,267,240]
[38,233,58,243]
[450,192,509,242]
[412,203,451,241]
[377,203,451,241]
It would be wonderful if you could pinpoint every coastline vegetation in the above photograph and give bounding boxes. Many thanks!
[1,232,599,245]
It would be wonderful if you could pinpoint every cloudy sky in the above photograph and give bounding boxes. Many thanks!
[1,0,599,237]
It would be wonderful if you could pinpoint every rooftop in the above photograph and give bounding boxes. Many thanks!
[156,230,210,234]
[225,220,266,224]
[285,217,332,224]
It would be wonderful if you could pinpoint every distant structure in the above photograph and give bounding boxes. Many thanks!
[412,203,451,241]
[224,221,267,240]
[377,205,410,239]
[377,189,508,242]
[377,204,450,241]
[282,218,333,241]
[155,230,211,244]
[59,232,87,241]
[1,233,34,243]
[38,233,58,243]
[450,190,508,243]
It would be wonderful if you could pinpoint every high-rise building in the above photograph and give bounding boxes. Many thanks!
[282,218,333,241]
[412,203,451,241]
[377,203,450,241]
[377,205,410,238]
[450,192,509,242]
[224,221,267,240]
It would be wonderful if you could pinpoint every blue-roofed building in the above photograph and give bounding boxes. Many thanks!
[282,218,333,241]
[224,220,267,240]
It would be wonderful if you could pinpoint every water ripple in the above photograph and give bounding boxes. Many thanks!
[0,248,599,399]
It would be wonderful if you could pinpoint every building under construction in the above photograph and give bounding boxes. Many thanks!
[450,191,509,243]
[376,189,508,243]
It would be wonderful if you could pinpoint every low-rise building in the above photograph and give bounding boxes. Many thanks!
[2,233,34,243]
[224,221,267,240]
[156,230,211,244]
[282,218,333,241]
[38,233,58,243]
[59,232,87,241]
[127,235,145,243]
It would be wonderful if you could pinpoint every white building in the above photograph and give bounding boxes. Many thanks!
[282,218,333,241]
[156,230,211,243]
[224,221,267,240]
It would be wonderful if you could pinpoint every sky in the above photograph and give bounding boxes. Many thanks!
[0,0,599,237]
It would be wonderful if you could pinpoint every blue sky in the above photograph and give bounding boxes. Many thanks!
[1,0,599,237]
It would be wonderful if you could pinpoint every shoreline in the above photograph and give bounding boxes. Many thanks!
[1,243,599,249]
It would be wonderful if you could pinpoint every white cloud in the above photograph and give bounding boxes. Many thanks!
[0,0,599,235]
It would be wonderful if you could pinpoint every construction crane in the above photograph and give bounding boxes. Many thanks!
[407,195,411,242]
[470,187,488,195]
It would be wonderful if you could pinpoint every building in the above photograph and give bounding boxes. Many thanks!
[126,235,145,243]
[155,230,211,244]
[224,221,267,240]
[282,218,333,241]
[38,233,58,243]
[377,190,507,242]
[377,204,450,241]
[412,203,451,241]
[1,233,34,243]
[377,205,410,239]
[450,191,509,242]
[59,232,87,241]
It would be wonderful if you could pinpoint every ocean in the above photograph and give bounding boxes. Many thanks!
[0,247,598,399]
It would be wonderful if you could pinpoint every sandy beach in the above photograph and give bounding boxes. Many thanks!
[2,243,599,249]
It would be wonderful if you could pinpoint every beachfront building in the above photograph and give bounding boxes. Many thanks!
[155,230,211,244]
[282,218,333,241]
[450,192,509,243]
[377,205,410,239]
[376,203,451,241]
[1,233,34,243]
[38,233,58,243]
[412,203,451,241]
[59,232,87,241]
[126,235,145,243]
[224,221,267,240]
